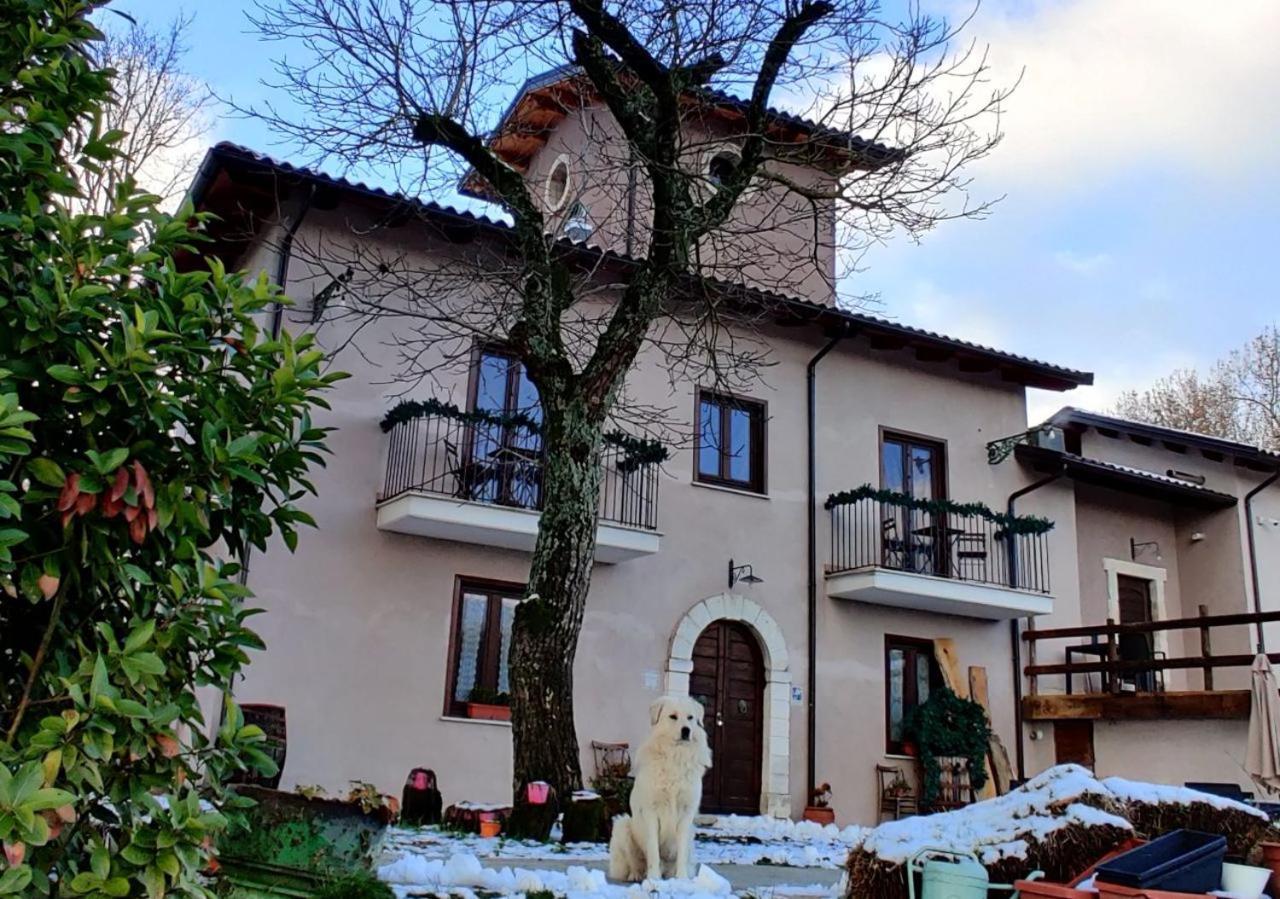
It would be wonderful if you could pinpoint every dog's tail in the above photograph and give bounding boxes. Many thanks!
[607,814,638,882]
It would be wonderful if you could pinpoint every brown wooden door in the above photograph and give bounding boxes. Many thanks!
[690,621,764,814]
[1117,574,1156,690]
[1054,720,1095,768]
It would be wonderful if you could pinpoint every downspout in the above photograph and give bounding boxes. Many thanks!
[806,324,850,800]
[269,184,317,340]
[244,183,316,590]
[1006,469,1063,783]
[1246,469,1280,652]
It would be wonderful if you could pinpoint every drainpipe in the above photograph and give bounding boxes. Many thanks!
[1006,470,1063,782]
[805,324,850,800]
[1246,469,1280,653]
[269,184,317,339]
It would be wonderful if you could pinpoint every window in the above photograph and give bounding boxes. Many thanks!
[707,150,739,187]
[885,636,942,755]
[467,345,542,508]
[562,201,594,243]
[545,157,571,211]
[447,580,523,719]
[880,431,947,575]
[696,391,766,493]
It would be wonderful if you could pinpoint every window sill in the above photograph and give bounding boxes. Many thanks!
[690,480,769,501]
[883,753,916,761]
[438,715,512,728]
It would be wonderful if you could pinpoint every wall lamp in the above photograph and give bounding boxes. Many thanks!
[1130,538,1163,562]
[728,559,763,588]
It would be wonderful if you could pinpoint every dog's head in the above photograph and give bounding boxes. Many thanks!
[648,695,711,767]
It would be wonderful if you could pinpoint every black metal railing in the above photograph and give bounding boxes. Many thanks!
[828,496,1051,593]
[380,412,660,531]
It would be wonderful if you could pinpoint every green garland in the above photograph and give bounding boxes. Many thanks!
[903,687,992,805]
[824,484,1054,536]
[379,399,669,472]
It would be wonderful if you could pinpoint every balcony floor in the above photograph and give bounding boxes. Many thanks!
[825,565,1052,619]
[376,491,661,563]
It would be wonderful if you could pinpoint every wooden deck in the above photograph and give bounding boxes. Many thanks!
[1022,689,1250,721]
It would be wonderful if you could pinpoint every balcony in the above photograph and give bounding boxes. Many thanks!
[824,489,1053,619]
[376,409,661,563]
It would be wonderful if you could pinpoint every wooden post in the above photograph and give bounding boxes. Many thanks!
[1199,604,1214,691]
[1105,618,1121,695]
[1026,623,1038,696]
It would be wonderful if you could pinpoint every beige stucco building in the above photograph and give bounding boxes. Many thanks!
[183,73,1280,825]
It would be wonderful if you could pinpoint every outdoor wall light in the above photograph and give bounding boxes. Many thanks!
[1130,538,1163,561]
[1190,532,1207,543]
[728,559,763,588]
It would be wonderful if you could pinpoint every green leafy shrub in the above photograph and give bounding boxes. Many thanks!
[314,872,395,899]
[0,1,345,894]
[902,688,992,805]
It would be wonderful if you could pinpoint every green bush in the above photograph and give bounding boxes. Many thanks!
[903,687,992,805]
[314,872,395,899]
[0,1,345,894]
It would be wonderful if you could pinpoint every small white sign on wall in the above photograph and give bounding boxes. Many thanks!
[642,669,660,691]
[791,686,803,705]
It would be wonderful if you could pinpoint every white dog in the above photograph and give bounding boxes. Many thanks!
[608,695,712,882]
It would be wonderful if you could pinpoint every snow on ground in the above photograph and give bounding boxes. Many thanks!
[381,814,864,870]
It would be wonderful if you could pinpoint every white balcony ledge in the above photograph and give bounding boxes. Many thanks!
[825,566,1052,619]
[375,491,661,564]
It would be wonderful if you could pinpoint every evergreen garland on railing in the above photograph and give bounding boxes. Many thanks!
[823,483,1054,536]
[379,399,669,473]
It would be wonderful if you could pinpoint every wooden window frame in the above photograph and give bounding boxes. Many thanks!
[879,428,948,501]
[694,389,767,494]
[884,635,942,755]
[443,577,525,719]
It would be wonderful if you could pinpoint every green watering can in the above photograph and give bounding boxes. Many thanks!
[906,848,1034,899]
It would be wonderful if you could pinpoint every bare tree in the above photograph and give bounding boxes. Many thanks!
[76,13,211,212]
[1114,324,1280,451]
[239,0,1011,822]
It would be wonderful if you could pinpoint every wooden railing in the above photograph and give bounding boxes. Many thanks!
[1023,607,1280,695]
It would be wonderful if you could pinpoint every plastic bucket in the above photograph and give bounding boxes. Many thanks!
[1221,861,1271,899]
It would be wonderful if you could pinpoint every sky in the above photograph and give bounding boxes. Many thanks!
[112,0,1280,425]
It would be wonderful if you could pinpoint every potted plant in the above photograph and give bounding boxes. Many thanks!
[803,782,835,825]
[466,687,511,721]
[902,688,991,808]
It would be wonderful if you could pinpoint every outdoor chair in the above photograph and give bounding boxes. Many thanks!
[881,517,908,570]
[918,754,975,813]
[953,532,988,581]
[876,764,918,822]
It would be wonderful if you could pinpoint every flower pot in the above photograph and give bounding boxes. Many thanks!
[902,741,918,758]
[466,702,511,721]
[802,805,835,825]
[479,819,502,838]
[1259,843,1280,896]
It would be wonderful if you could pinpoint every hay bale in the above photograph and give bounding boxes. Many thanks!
[845,766,1131,899]
[1100,777,1269,856]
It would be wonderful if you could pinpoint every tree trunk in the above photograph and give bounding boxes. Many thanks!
[507,398,604,832]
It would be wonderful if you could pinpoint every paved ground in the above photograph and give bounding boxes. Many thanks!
[474,856,844,893]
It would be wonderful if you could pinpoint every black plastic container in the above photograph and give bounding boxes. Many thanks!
[1094,829,1227,892]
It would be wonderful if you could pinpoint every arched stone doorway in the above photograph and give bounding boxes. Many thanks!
[665,593,791,817]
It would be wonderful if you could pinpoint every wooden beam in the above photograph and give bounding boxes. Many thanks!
[1023,609,1280,641]
[933,639,966,698]
[1027,652,1280,677]
[968,666,1012,798]
[1021,690,1250,721]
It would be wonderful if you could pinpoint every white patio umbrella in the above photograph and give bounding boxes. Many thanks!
[1246,653,1280,795]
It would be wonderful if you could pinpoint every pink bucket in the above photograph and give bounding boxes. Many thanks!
[526,781,551,805]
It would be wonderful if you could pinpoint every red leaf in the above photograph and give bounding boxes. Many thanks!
[36,574,59,600]
[123,504,139,522]
[146,506,157,530]
[156,734,180,758]
[56,473,80,512]
[3,841,24,866]
[109,466,129,502]
[74,493,95,517]
[129,516,146,544]
[132,460,154,508]
[100,494,122,518]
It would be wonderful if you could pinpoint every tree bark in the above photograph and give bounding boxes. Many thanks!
[507,397,604,829]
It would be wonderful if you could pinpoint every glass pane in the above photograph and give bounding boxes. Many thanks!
[728,407,753,483]
[915,652,931,708]
[475,353,511,414]
[453,593,489,703]
[496,597,519,696]
[888,648,905,742]
[909,445,934,500]
[698,399,721,477]
[882,440,905,493]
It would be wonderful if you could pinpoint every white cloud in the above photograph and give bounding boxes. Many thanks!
[1053,250,1110,274]
[957,0,1280,186]
[897,279,1013,350]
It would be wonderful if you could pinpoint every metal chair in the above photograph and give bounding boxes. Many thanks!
[877,764,918,821]
[953,532,988,581]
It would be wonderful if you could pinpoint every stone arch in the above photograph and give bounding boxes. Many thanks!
[665,593,791,817]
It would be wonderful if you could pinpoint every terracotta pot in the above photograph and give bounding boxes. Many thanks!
[466,702,511,721]
[802,805,835,825]
[902,741,918,758]
[1260,842,1280,896]
[479,819,501,838]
